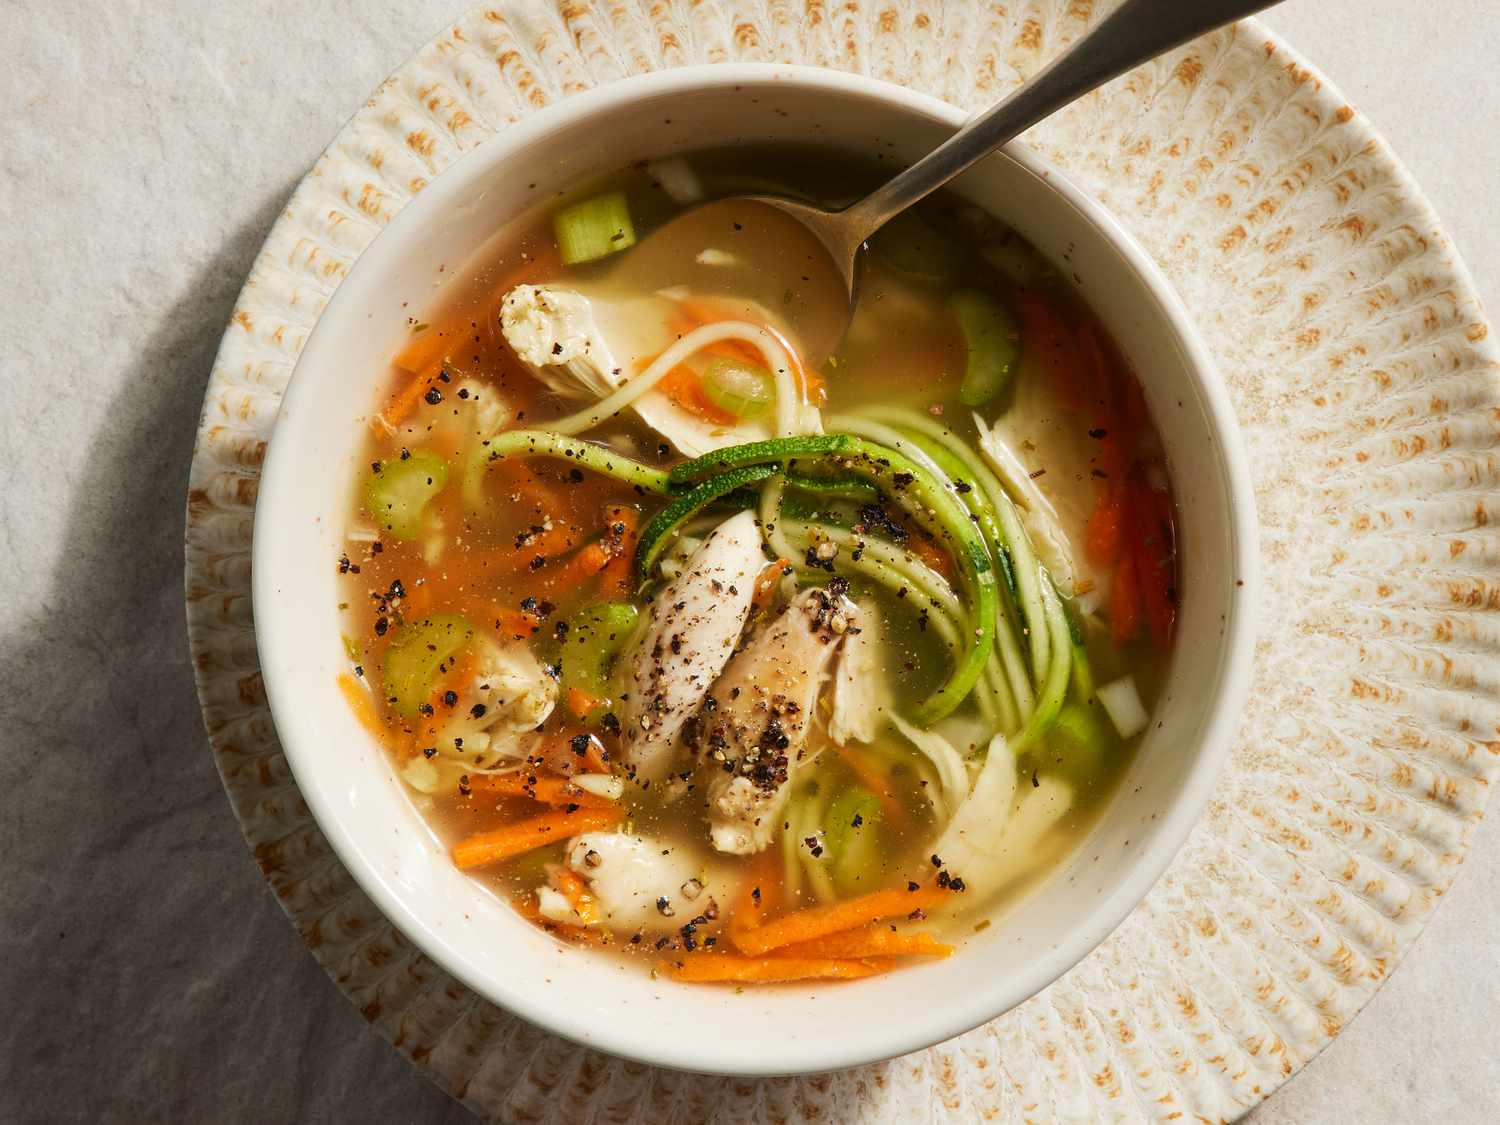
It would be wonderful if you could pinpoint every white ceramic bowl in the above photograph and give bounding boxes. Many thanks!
[253,64,1257,1076]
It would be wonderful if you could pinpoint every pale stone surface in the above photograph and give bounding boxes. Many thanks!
[0,1,1493,1120]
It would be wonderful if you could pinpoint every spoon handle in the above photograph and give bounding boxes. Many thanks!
[844,0,1281,237]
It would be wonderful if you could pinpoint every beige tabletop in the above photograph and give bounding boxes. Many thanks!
[1,1,1495,1120]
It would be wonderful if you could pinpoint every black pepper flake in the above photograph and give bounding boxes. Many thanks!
[851,813,864,828]
[423,386,443,405]
[469,703,488,719]
[421,747,436,758]
[570,734,592,757]
[565,802,580,813]
[930,854,944,868]
[1088,427,1108,439]
[442,690,458,707]
[907,881,920,892]
[529,555,547,571]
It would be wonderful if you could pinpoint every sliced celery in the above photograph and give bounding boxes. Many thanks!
[700,356,773,418]
[948,289,1021,406]
[383,614,474,718]
[552,190,636,265]
[559,601,640,716]
[365,449,448,541]
[869,210,963,286]
[823,788,884,895]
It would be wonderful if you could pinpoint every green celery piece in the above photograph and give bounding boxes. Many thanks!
[383,614,474,718]
[365,449,448,540]
[824,788,884,895]
[948,289,1021,407]
[553,190,636,265]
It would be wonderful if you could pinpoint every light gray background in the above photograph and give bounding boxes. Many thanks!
[1,2,1495,1121]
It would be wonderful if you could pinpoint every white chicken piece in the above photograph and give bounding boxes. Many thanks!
[619,510,764,785]
[498,283,817,457]
[692,587,857,855]
[828,599,888,746]
[930,735,1073,904]
[554,832,738,936]
[427,633,558,766]
[973,373,1107,603]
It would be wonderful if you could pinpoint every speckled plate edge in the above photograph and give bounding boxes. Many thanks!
[185,3,1500,1121]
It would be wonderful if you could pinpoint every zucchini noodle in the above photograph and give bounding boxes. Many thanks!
[547,320,804,438]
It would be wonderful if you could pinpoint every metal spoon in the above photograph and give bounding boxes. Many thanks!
[674,0,1280,357]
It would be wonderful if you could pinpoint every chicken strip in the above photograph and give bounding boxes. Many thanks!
[691,587,857,854]
[619,510,763,785]
[540,832,739,937]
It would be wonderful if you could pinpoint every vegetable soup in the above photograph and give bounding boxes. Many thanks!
[336,147,1178,984]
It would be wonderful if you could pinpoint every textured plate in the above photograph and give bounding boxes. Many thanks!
[185,2,1500,1120]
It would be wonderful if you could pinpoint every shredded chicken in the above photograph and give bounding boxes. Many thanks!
[498,283,817,456]
[619,510,764,785]
[690,587,857,855]
[428,633,557,766]
[558,832,738,935]
[828,599,888,746]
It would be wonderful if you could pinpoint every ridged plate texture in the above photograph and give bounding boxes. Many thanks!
[184,2,1500,1119]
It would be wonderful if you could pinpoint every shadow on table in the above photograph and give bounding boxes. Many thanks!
[0,183,471,1124]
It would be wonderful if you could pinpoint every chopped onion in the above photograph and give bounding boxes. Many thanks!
[400,757,441,794]
[535,886,578,924]
[572,773,624,800]
[645,157,703,204]
[1097,675,1149,740]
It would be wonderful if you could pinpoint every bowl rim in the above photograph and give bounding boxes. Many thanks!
[252,61,1259,1076]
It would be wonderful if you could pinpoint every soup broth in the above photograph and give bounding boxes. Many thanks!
[336,147,1178,982]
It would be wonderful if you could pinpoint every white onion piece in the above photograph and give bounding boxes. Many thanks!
[572,773,625,800]
[1097,675,1150,740]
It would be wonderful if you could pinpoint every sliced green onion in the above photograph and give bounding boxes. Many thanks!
[383,614,473,718]
[948,289,1021,406]
[552,190,636,265]
[700,356,773,419]
[364,450,448,541]
[635,464,778,583]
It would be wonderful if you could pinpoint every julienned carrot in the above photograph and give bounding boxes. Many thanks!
[657,363,741,425]
[731,882,953,956]
[337,673,386,738]
[376,357,443,432]
[673,296,825,400]
[829,743,908,829]
[1085,482,1126,568]
[1110,548,1142,647]
[598,505,640,594]
[751,557,792,612]
[1017,292,1084,412]
[908,534,956,581]
[465,773,616,809]
[545,539,612,590]
[566,685,605,720]
[452,806,621,869]
[727,848,782,939]
[658,953,888,984]
[772,925,953,960]
[511,892,609,946]
[550,866,603,925]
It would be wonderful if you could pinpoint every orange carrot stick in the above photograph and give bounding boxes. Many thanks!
[510,892,610,946]
[909,534,956,582]
[751,557,792,613]
[828,743,908,829]
[732,883,953,956]
[1085,480,1127,569]
[375,357,444,432]
[451,806,622,869]
[1110,548,1142,647]
[566,685,605,720]
[772,925,953,960]
[337,673,386,738]
[598,505,640,594]
[727,848,782,940]
[465,773,616,809]
[658,953,889,984]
